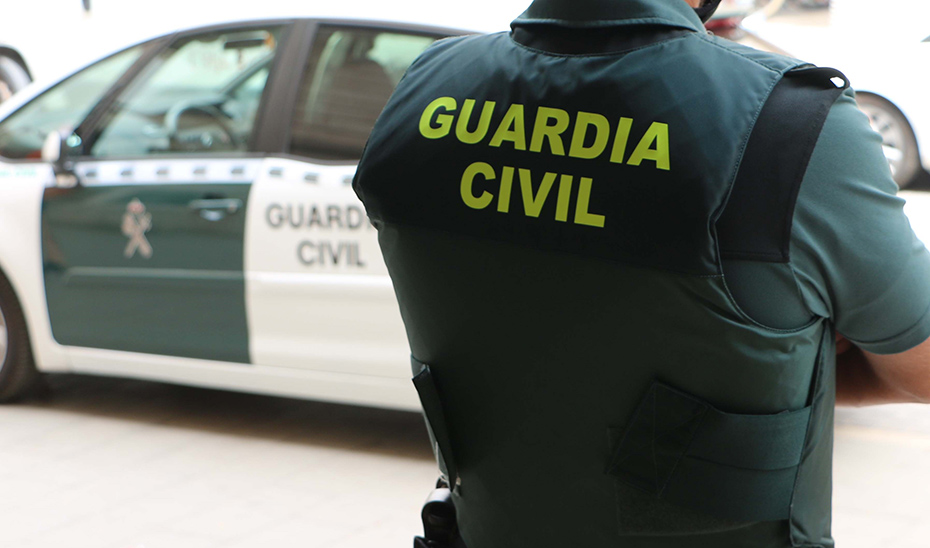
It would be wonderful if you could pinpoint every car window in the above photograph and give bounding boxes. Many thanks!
[288,26,439,161]
[89,27,281,158]
[0,45,143,160]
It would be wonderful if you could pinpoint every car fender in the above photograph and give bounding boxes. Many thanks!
[852,85,930,173]
[0,163,69,372]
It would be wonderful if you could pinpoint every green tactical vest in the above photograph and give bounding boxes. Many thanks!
[355,1,846,546]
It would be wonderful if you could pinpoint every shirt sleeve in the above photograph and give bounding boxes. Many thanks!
[790,88,930,355]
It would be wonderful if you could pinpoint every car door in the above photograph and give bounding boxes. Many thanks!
[41,23,290,363]
[245,23,453,376]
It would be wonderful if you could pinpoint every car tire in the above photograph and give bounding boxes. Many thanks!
[0,273,41,402]
[856,93,921,189]
[0,55,30,104]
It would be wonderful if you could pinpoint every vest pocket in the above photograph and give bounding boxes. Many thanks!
[412,356,459,488]
[607,381,812,523]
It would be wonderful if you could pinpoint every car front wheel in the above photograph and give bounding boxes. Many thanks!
[856,93,921,189]
[0,274,40,401]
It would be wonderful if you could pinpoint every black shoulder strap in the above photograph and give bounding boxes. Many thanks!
[716,67,849,262]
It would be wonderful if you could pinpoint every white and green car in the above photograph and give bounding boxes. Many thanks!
[0,17,469,410]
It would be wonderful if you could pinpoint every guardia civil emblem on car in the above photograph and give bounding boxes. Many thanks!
[122,198,153,259]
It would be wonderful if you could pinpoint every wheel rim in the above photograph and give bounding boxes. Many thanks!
[859,103,909,178]
[0,303,7,371]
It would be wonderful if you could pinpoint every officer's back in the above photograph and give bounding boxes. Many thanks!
[354,0,930,547]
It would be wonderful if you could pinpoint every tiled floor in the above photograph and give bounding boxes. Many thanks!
[2,374,930,547]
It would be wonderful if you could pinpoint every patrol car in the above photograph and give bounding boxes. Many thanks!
[0,15,497,411]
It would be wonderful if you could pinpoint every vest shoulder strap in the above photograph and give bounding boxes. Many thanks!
[717,66,849,263]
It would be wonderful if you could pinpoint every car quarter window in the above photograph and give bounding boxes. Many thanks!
[288,26,440,161]
[88,26,282,158]
[0,46,143,160]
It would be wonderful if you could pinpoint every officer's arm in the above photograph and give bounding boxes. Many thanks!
[789,91,930,408]
[836,335,930,406]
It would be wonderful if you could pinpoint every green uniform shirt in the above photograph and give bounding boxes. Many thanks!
[726,87,930,353]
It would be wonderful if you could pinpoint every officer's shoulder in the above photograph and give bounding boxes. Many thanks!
[693,32,810,74]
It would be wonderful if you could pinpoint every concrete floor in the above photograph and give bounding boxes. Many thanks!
[2,374,930,547]
[0,375,436,548]
[833,407,930,548]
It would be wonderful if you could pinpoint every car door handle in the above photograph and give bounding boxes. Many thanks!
[189,198,242,221]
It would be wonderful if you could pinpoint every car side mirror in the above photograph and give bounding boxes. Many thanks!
[42,130,80,188]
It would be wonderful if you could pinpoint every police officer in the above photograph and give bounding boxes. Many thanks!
[354,0,930,546]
